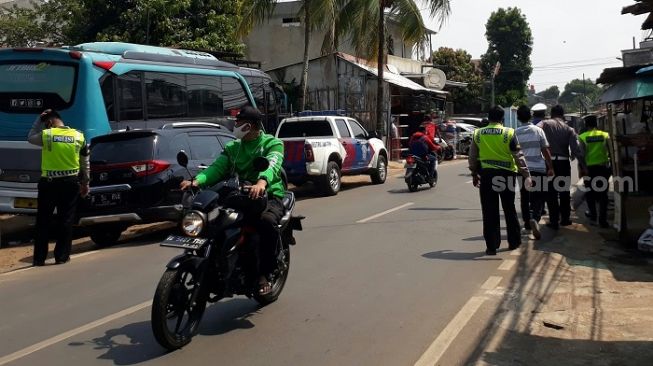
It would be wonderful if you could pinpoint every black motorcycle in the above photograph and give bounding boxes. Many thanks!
[151,151,304,350]
[404,154,437,192]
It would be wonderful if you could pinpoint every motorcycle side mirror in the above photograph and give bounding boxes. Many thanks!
[177,150,189,168]
[253,156,270,172]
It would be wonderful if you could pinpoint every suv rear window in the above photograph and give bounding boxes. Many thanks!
[277,121,333,138]
[91,135,155,164]
[0,62,78,112]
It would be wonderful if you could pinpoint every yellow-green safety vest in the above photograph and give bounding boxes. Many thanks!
[41,127,85,178]
[579,129,610,166]
[474,123,518,173]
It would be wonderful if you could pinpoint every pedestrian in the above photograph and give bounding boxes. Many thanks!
[420,115,438,141]
[537,105,584,229]
[515,106,555,240]
[28,109,90,266]
[578,115,611,228]
[531,103,547,125]
[469,106,531,255]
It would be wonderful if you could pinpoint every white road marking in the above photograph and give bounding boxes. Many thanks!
[498,259,516,271]
[414,296,486,366]
[0,250,102,278]
[465,180,473,184]
[0,300,152,366]
[510,248,523,256]
[356,202,414,223]
[481,276,503,290]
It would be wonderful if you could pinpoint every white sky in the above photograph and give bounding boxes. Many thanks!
[422,0,649,92]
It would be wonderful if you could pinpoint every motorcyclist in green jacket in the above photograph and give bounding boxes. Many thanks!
[180,106,285,295]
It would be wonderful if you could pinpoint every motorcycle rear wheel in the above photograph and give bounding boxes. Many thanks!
[254,242,290,306]
[151,267,207,350]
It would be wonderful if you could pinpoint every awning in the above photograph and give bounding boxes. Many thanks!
[599,75,653,103]
[336,53,448,96]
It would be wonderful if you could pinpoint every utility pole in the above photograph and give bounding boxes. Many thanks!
[582,73,586,115]
[376,1,386,134]
[491,61,500,106]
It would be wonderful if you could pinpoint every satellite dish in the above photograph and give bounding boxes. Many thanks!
[424,68,446,90]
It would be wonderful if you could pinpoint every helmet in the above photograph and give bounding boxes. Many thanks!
[531,103,547,112]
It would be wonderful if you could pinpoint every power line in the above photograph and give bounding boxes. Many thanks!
[533,57,616,68]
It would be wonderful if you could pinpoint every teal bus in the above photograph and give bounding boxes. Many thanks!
[0,42,258,214]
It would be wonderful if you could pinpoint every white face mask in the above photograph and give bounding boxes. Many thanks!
[233,123,251,139]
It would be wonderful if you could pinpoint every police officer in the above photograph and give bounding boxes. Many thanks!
[531,103,547,125]
[578,115,611,228]
[469,106,531,255]
[28,109,90,266]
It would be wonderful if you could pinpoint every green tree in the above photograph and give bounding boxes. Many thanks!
[481,7,533,107]
[538,85,560,101]
[431,47,483,113]
[0,0,244,54]
[558,78,602,113]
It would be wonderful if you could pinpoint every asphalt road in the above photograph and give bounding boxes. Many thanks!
[0,161,518,366]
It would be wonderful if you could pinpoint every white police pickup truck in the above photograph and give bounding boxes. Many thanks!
[275,116,388,196]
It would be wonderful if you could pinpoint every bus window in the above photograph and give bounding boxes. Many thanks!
[0,62,77,113]
[145,72,187,119]
[222,77,249,116]
[118,72,144,121]
[187,74,223,118]
[100,75,116,121]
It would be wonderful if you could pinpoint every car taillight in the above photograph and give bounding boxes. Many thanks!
[93,61,115,71]
[304,143,315,162]
[130,160,170,177]
[406,155,415,165]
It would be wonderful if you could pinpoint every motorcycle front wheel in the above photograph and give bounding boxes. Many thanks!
[151,266,207,350]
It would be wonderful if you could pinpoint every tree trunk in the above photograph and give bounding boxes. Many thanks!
[299,1,311,111]
[376,2,385,133]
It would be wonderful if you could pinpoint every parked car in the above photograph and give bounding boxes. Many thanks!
[77,122,234,247]
[275,116,388,196]
[451,116,486,128]
[455,122,477,155]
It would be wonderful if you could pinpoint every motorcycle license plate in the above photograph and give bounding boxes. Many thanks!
[404,164,416,168]
[160,235,207,250]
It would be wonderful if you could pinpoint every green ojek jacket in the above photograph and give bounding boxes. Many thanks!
[195,133,285,199]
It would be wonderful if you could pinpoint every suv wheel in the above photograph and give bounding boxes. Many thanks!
[371,155,387,184]
[90,225,126,247]
[319,161,341,196]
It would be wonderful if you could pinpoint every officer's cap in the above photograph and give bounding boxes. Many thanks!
[531,103,547,112]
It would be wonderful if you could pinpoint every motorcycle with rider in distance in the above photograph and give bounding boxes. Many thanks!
[151,151,304,350]
[404,153,437,192]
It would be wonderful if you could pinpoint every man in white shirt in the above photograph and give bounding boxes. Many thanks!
[516,106,554,239]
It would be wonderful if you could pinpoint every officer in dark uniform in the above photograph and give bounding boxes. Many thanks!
[469,106,531,255]
[28,109,90,266]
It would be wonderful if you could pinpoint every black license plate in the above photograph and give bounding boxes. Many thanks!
[91,192,122,207]
[160,235,208,250]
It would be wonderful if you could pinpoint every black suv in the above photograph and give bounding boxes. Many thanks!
[77,123,234,246]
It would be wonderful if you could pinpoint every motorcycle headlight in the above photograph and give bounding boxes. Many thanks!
[181,211,205,237]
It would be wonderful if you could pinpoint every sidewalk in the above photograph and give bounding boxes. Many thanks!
[466,208,653,365]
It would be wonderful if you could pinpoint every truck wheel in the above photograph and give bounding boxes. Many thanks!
[90,225,125,248]
[370,155,387,184]
[319,162,341,196]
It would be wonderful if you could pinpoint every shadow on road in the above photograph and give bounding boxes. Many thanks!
[421,249,502,261]
[69,321,165,365]
[199,298,261,336]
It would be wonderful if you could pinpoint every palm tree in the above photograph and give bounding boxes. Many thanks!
[331,0,450,132]
[239,0,340,111]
